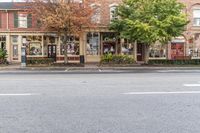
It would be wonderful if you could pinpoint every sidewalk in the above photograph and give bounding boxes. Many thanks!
[0,63,200,71]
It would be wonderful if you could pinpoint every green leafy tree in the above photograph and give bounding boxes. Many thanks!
[0,49,7,64]
[110,0,188,63]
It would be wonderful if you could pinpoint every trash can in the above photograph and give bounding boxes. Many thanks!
[80,55,85,64]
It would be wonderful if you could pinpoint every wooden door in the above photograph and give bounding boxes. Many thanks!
[48,45,56,61]
[137,43,144,61]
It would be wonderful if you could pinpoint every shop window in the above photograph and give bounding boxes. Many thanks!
[24,36,42,55]
[86,32,100,55]
[193,9,200,26]
[171,43,184,59]
[0,36,6,49]
[60,35,80,55]
[121,39,134,55]
[189,34,200,58]
[102,32,118,54]
[149,43,166,58]
[13,45,18,58]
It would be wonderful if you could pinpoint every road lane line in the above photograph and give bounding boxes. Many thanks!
[184,84,200,87]
[123,91,200,95]
[0,93,39,96]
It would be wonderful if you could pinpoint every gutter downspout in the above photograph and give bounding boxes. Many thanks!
[6,9,9,30]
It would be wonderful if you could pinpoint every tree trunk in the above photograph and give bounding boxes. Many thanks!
[144,44,150,64]
[63,34,68,64]
[64,48,68,64]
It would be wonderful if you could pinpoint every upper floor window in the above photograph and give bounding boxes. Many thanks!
[110,4,118,22]
[91,4,101,24]
[193,9,200,26]
[14,12,32,28]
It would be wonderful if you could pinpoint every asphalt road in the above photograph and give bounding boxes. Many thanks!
[0,71,200,133]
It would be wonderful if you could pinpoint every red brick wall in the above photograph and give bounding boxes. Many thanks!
[0,12,8,31]
[0,10,44,32]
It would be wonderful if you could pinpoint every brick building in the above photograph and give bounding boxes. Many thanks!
[0,0,200,63]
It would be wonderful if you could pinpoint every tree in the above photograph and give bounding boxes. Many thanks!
[26,0,94,64]
[110,0,188,63]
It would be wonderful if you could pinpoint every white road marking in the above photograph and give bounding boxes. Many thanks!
[184,84,200,87]
[157,70,200,73]
[123,91,200,95]
[0,93,39,96]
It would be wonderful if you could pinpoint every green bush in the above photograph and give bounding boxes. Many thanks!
[27,58,54,65]
[148,59,200,65]
[101,53,135,64]
[0,49,8,64]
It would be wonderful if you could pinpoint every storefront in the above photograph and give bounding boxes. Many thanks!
[85,32,119,63]
[171,37,185,59]
[188,33,200,58]
[149,42,167,59]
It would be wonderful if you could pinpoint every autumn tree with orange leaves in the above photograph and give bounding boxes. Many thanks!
[26,0,94,63]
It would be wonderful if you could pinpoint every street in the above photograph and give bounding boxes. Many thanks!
[0,71,200,133]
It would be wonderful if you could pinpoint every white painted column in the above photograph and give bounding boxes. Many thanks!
[80,32,85,55]
[57,36,61,56]
[18,35,22,62]
[42,35,44,56]
[6,34,11,62]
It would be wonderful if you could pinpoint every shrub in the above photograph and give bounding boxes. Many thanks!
[27,57,54,65]
[148,59,200,65]
[101,53,135,64]
[0,49,8,64]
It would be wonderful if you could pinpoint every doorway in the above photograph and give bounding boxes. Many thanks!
[137,43,144,61]
[171,43,184,59]
[48,45,56,61]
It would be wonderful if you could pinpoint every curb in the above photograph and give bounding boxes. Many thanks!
[1,66,200,71]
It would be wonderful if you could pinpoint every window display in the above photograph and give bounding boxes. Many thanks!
[60,35,79,55]
[189,34,200,57]
[0,36,6,49]
[171,43,184,59]
[86,32,100,55]
[102,32,118,54]
[121,39,133,55]
[149,43,166,58]
[24,36,42,55]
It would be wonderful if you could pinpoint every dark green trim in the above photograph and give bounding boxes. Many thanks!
[14,12,18,28]
[27,14,32,28]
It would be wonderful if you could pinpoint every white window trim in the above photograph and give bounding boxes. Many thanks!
[193,9,200,26]
[90,4,101,24]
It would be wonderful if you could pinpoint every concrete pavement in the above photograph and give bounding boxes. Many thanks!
[1,63,200,72]
[0,73,200,133]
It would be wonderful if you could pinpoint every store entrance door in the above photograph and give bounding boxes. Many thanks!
[48,45,56,61]
[171,43,184,59]
[137,43,144,61]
